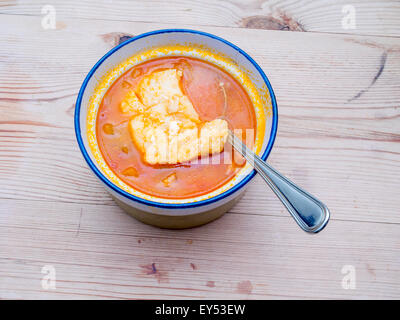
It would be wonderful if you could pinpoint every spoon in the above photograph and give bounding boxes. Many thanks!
[228,131,330,233]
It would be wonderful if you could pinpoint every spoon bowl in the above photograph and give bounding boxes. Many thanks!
[228,130,330,233]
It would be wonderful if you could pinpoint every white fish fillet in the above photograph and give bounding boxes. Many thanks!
[121,69,228,165]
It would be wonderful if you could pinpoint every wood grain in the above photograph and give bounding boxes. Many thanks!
[1,0,400,37]
[0,8,400,299]
[1,199,399,299]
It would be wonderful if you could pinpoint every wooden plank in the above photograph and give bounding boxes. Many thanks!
[0,16,399,224]
[0,14,400,300]
[1,199,399,299]
[0,0,400,37]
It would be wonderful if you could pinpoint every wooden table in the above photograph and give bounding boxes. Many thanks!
[1,0,399,299]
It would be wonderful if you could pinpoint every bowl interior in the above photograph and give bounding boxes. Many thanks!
[75,29,277,207]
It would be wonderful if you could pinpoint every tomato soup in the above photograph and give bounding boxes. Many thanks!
[96,57,256,199]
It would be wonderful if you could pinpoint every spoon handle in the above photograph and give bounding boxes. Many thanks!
[228,132,330,233]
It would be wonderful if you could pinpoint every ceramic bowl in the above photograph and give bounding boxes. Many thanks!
[74,29,278,228]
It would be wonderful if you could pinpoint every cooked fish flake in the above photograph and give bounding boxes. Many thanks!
[124,69,228,165]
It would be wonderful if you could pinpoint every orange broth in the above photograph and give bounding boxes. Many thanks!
[96,56,256,199]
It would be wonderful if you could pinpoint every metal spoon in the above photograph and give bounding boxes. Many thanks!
[228,131,330,233]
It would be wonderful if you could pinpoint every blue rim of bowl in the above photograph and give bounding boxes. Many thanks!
[74,28,278,210]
